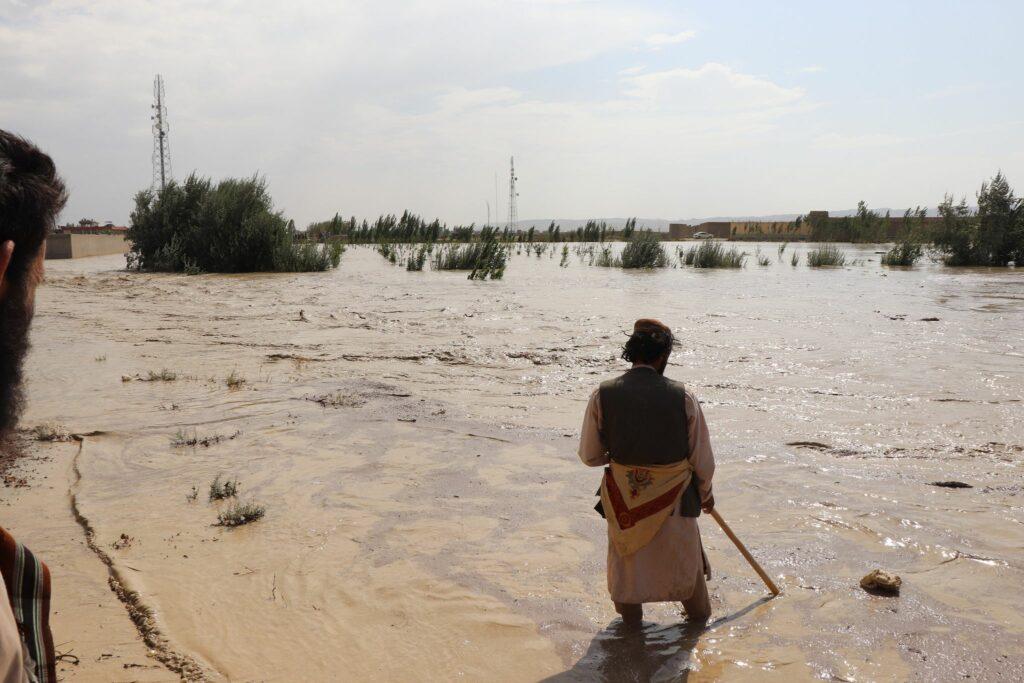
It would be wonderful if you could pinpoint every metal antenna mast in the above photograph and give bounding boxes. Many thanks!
[151,74,172,191]
[507,156,518,230]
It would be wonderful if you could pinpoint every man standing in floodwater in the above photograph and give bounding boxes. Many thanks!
[578,319,716,626]
[0,130,67,681]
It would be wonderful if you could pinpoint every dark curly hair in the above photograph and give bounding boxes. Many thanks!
[621,330,674,364]
[0,130,67,437]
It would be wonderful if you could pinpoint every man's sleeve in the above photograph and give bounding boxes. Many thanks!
[686,390,715,503]
[578,389,609,467]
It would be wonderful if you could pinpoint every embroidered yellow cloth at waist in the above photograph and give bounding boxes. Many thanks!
[600,460,694,557]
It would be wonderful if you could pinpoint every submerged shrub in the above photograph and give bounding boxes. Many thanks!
[432,240,508,280]
[216,501,266,527]
[683,240,745,268]
[406,245,428,271]
[594,246,617,267]
[127,175,342,273]
[619,231,668,268]
[881,241,924,266]
[209,474,240,501]
[807,244,846,267]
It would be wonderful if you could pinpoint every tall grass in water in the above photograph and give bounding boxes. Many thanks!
[432,240,508,280]
[807,244,846,267]
[881,241,923,266]
[683,240,746,268]
[790,251,800,267]
[755,248,771,266]
[594,246,617,267]
[406,245,428,271]
[619,231,668,269]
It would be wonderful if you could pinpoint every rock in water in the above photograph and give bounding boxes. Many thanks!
[860,569,902,595]
[930,480,972,489]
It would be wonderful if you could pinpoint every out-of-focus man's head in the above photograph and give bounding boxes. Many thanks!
[0,130,67,438]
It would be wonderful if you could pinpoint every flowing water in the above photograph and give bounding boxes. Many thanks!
[17,243,1024,681]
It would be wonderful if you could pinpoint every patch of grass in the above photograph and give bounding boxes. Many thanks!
[755,249,771,267]
[171,429,238,448]
[186,485,199,502]
[881,241,923,266]
[145,369,178,382]
[559,244,569,268]
[778,242,788,258]
[791,251,800,267]
[807,244,846,267]
[216,501,266,527]
[208,474,240,501]
[94,355,107,362]
[620,231,668,269]
[225,370,246,389]
[683,240,746,268]
[31,422,72,442]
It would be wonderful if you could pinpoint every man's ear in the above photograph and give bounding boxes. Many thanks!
[0,240,13,297]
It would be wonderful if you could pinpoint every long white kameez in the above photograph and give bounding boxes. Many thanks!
[579,384,715,604]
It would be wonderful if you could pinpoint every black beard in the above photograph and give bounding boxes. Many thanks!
[0,288,32,438]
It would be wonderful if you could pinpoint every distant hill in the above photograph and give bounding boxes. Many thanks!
[517,207,947,232]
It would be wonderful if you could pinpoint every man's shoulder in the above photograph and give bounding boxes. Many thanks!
[598,372,629,391]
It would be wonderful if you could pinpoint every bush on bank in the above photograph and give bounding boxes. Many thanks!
[933,172,1024,266]
[127,175,343,273]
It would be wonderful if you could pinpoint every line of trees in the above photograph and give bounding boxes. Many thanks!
[304,213,642,245]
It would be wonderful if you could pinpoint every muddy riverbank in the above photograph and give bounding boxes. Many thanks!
[4,244,1022,681]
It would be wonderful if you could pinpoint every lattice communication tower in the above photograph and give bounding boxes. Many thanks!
[507,156,518,230]
[151,74,172,191]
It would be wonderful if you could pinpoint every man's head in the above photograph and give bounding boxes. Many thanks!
[0,131,67,438]
[621,318,675,374]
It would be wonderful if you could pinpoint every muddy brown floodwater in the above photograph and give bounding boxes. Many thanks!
[2,243,1022,681]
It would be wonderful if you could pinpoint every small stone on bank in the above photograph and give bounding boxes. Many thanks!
[860,569,902,595]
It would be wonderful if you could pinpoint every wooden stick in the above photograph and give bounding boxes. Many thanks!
[709,508,781,596]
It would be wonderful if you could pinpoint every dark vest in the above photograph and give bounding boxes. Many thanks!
[595,367,702,517]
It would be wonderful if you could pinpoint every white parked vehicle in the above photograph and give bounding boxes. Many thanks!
[692,231,715,239]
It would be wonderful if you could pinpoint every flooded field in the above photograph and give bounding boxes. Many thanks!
[5,243,1023,681]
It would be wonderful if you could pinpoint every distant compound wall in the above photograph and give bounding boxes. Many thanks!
[669,222,732,238]
[46,233,129,259]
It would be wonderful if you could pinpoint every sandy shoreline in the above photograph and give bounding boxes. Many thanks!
[3,246,1023,681]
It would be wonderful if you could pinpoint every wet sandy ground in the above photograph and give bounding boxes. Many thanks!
[4,243,1023,681]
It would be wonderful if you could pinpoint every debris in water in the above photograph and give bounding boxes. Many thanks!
[920,317,941,322]
[930,480,973,489]
[860,569,901,595]
[112,533,135,550]
[786,441,831,450]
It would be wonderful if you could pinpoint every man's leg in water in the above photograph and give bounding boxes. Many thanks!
[614,601,643,626]
[681,572,711,622]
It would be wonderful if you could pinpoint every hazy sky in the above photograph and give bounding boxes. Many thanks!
[3,0,1023,227]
